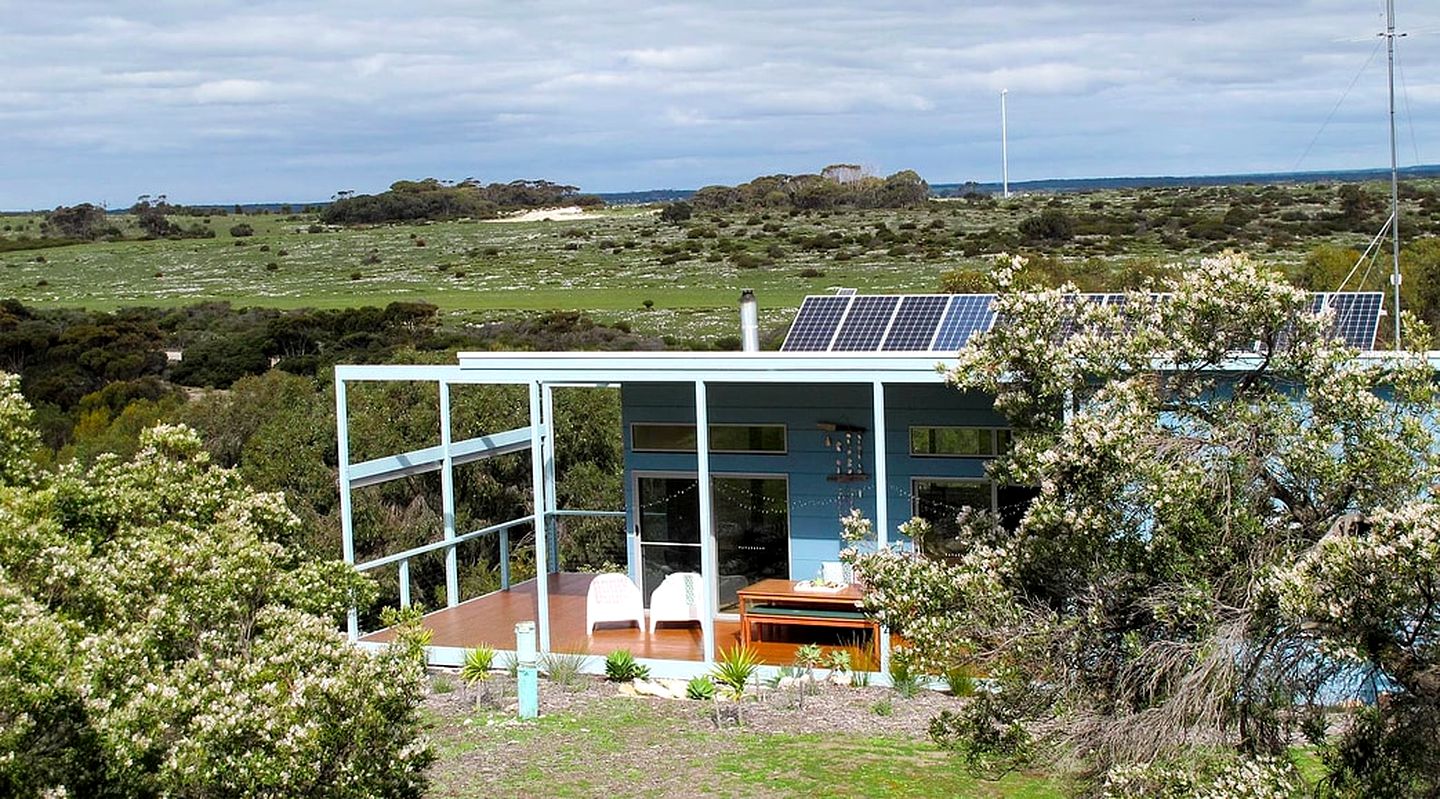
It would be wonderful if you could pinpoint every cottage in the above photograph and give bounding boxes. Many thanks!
[336,289,1385,679]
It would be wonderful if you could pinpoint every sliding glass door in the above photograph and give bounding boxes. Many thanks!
[635,476,702,601]
[634,473,789,610]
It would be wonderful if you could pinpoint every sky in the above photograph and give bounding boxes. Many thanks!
[1,1,1437,209]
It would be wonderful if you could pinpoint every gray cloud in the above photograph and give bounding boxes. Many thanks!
[0,1,1435,207]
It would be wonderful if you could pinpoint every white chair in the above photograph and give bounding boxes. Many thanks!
[649,571,704,633]
[585,573,645,634]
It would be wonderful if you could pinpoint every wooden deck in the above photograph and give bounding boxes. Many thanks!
[361,572,877,667]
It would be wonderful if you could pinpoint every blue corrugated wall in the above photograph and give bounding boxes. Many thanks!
[621,381,1005,581]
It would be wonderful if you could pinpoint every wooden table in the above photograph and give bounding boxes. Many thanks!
[736,578,877,655]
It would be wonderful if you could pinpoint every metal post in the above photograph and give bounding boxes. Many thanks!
[399,559,411,608]
[439,382,459,607]
[335,373,359,641]
[1001,89,1010,199]
[695,380,717,664]
[1385,0,1402,348]
[515,621,539,719]
[541,383,560,574]
[871,381,891,677]
[528,382,552,652]
[499,528,511,590]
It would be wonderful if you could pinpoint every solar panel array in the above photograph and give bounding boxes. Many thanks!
[780,291,1386,353]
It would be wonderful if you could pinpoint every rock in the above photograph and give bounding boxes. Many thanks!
[830,671,851,686]
[617,682,639,697]
[632,678,672,699]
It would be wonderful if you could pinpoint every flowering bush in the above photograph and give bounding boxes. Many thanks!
[856,255,1440,793]
[1099,755,1301,799]
[0,376,431,798]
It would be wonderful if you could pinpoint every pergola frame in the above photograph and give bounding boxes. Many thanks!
[336,352,975,674]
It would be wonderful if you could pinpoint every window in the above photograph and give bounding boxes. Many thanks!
[909,426,1011,457]
[632,423,786,453]
[911,479,995,559]
[911,478,1038,560]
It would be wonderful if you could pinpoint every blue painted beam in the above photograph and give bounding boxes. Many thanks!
[347,426,533,489]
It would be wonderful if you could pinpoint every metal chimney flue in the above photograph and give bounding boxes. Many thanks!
[739,289,759,352]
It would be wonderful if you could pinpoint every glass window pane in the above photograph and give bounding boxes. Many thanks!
[909,426,999,457]
[640,544,702,603]
[632,425,697,451]
[714,477,789,610]
[636,477,699,544]
[912,479,993,557]
[632,424,785,453]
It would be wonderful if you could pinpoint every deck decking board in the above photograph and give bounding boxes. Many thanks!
[360,573,869,666]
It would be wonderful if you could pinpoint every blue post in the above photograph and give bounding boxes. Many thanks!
[516,621,539,719]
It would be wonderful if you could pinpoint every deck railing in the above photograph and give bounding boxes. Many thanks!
[353,509,626,614]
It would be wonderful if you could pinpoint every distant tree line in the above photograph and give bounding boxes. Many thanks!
[682,165,931,213]
[320,178,604,225]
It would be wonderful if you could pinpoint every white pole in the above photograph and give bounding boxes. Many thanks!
[871,381,891,677]
[528,381,551,652]
[335,374,358,641]
[541,383,559,574]
[695,380,717,664]
[1385,0,1402,348]
[1001,89,1010,199]
[439,382,459,607]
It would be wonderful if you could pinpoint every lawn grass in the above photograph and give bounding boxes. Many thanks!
[715,733,1067,798]
[424,696,1067,799]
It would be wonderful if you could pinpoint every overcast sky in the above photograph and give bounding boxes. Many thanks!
[1,1,1436,208]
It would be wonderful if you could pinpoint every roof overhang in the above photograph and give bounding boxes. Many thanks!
[333,349,1440,387]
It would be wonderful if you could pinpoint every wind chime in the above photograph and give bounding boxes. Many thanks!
[820,421,868,516]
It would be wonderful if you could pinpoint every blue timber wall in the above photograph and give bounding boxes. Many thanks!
[621,381,1005,581]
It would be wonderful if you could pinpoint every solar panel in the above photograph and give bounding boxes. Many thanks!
[779,291,1384,355]
[881,295,951,351]
[1315,292,1383,350]
[832,295,901,351]
[781,295,852,351]
[931,294,996,351]
[836,288,858,296]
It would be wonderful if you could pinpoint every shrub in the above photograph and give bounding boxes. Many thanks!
[711,644,761,699]
[686,675,716,701]
[942,663,977,697]
[604,649,649,681]
[659,201,693,224]
[542,650,589,690]
[461,645,495,686]
[229,223,254,237]
[0,413,432,797]
[888,647,921,698]
[1017,208,1074,242]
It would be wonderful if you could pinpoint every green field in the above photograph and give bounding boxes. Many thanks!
[4,180,1435,342]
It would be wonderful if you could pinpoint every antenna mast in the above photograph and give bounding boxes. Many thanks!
[1384,0,1402,348]
[1001,89,1010,198]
